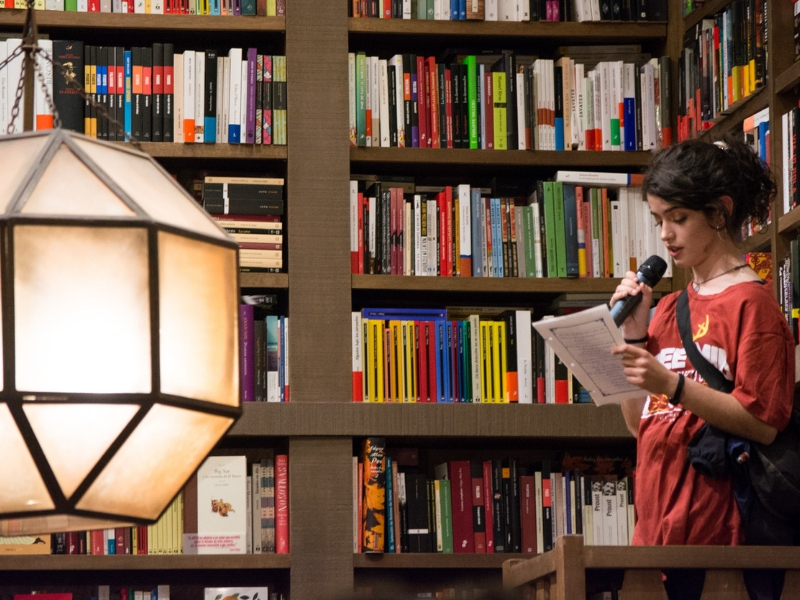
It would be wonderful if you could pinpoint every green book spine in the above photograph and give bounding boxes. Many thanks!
[553,181,567,278]
[440,479,454,553]
[542,181,558,278]
[356,52,367,147]
[464,55,478,149]
[523,205,536,278]
[590,188,603,278]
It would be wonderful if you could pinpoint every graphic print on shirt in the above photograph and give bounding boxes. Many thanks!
[642,312,731,419]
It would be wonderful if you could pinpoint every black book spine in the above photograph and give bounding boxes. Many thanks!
[142,46,152,143]
[459,63,469,151]
[152,42,164,142]
[131,46,143,142]
[491,458,505,552]
[106,45,117,141]
[205,49,218,144]
[509,458,521,552]
[387,64,398,147]
[52,40,85,134]
[503,51,518,150]
[163,43,174,143]
[438,63,447,148]
[402,54,413,147]
[114,47,124,141]
[450,63,462,148]
[97,46,108,141]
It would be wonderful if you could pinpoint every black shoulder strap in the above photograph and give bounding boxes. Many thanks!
[677,288,735,393]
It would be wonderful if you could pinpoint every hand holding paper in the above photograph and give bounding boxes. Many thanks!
[532,304,646,405]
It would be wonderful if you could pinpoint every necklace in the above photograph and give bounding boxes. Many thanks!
[692,263,749,291]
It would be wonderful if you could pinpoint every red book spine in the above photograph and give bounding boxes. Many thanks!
[426,321,437,402]
[484,197,493,276]
[358,191,365,274]
[482,460,495,552]
[382,0,390,16]
[444,67,453,148]
[445,186,453,277]
[438,192,447,277]
[416,55,428,148]
[276,453,290,554]
[471,461,487,553]
[520,475,537,554]
[448,461,475,553]
[416,320,428,402]
[427,56,440,148]
[91,529,105,555]
[66,531,79,555]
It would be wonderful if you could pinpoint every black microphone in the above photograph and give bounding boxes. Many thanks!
[610,255,668,327]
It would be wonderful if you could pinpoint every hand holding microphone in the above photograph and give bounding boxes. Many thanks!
[610,255,668,327]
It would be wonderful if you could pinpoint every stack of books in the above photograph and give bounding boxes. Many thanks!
[202,176,285,272]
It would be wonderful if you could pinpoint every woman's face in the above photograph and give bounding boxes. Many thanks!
[647,194,723,271]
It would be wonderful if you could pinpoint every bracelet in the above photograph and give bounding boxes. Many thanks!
[623,335,649,344]
[668,373,685,406]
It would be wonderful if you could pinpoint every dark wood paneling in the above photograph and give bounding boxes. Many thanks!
[289,437,354,600]
[286,0,351,404]
[230,403,632,439]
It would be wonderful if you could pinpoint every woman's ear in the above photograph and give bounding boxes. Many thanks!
[719,195,734,217]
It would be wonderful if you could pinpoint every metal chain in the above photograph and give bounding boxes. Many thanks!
[6,41,141,149]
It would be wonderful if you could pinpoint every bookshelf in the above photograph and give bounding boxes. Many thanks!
[3,0,797,599]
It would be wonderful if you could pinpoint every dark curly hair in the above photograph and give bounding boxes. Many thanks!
[641,133,775,243]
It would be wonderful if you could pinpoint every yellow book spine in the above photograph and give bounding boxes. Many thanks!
[363,319,369,402]
[376,321,385,402]
[266,0,275,13]
[405,321,416,403]
[731,66,741,103]
[387,320,398,402]
[497,321,507,403]
[492,72,507,150]
[489,321,500,403]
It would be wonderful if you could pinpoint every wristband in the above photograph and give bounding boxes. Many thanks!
[623,335,648,344]
[668,373,685,406]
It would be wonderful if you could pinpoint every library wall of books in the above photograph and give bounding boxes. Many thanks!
[1,0,798,598]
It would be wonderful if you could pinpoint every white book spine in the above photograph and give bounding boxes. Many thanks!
[574,62,585,150]
[610,197,624,278]
[442,0,449,20]
[592,69,602,150]
[216,56,225,143]
[352,311,362,386]
[350,180,359,267]
[240,59,247,144]
[378,59,390,148]
[531,201,543,278]
[591,479,605,544]
[251,462,262,553]
[554,170,630,186]
[458,183,471,269]
[783,111,791,214]
[194,51,205,143]
[404,200,411,276]
[403,0,411,18]
[227,48,242,143]
[183,50,195,142]
[611,61,622,151]
[516,310,533,403]
[616,478,628,546]
[5,40,23,133]
[599,62,611,151]
[390,54,405,147]
[414,194,423,276]
[368,196,376,272]
[484,0,497,20]
[434,0,443,19]
[547,59,555,150]
[589,0,600,20]
[370,56,380,147]
[0,42,7,132]
[133,0,144,13]
[282,317,289,397]
[428,199,437,275]
[221,56,230,144]
[34,39,53,130]
[246,475,252,554]
[534,471,544,554]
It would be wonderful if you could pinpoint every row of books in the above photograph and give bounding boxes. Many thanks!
[349,176,673,280]
[348,0,667,21]
[779,236,800,344]
[781,103,800,216]
[11,40,287,146]
[678,0,766,142]
[201,175,286,272]
[356,440,636,555]
[348,48,671,152]
[51,494,184,555]
[2,0,285,12]
[351,305,599,404]
[240,305,289,402]
[186,454,290,554]
[795,1,800,57]
[11,588,285,600]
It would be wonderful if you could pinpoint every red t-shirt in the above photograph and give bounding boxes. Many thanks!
[632,281,795,546]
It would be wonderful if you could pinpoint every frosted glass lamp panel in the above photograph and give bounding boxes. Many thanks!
[22,145,135,217]
[24,403,140,498]
[77,405,234,520]
[0,404,54,513]
[72,139,226,240]
[0,135,49,212]
[0,516,132,536]
[14,226,152,393]
[159,233,239,406]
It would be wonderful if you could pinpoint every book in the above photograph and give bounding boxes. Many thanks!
[204,588,268,600]
[52,40,85,134]
[195,455,248,554]
[275,454,289,553]
[361,438,386,552]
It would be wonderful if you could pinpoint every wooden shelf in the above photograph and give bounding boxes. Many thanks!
[683,0,734,30]
[354,552,533,569]
[228,402,632,439]
[0,554,290,571]
[350,147,653,167]
[136,142,287,159]
[0,10,285,30]
[348,18,666,40]
[352,274,672,294]
[740,224,772,253]
[779,204,800,235]
[240,272,288,288]
[776,58,800,96]
[697,86,769,142]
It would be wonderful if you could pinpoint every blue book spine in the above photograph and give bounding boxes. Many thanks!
[107,535,115,554]
[470,188,483,277]
[458,321,467,402]
[450,0,458,18]
[210,0,220,14]
[562,183,579,277]
[386,456,396,552]
[411,73,419,148]
[124,51,132,140]
[445,321,453,402]
[435,321,445,402]
[459,0,465,19]
[363,307,447,319]
[623,97,636,151]
[758,121,768,161]
[554,117,564,151]
[491,198,503,278]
